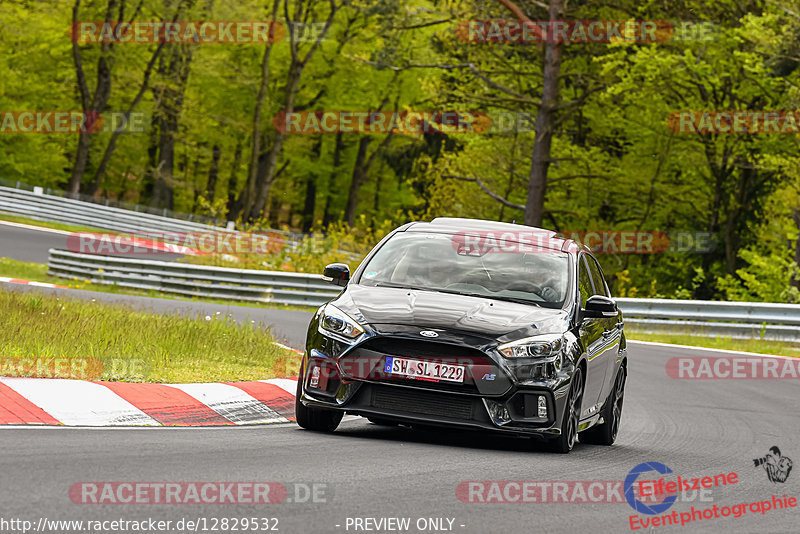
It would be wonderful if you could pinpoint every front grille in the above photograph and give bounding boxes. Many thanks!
[360,338,487,361]
[349,337,498,395]
[371,385,475,420]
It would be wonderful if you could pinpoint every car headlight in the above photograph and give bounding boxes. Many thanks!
[497,334,565,362]
[319,304,365,341]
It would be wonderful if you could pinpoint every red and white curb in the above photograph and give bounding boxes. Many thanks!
[0,277,67,289]
[0,377,299,426]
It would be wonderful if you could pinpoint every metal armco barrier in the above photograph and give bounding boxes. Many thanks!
[616,298,800,342]
[46,249,800,340]
[47,249,341,307]
[0,185,310,249]
[0,186,231,235]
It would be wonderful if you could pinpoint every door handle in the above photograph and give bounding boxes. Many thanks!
[602,330,612,339]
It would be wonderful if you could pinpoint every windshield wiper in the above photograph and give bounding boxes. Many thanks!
[373,282,439,292]
[455,292,542,307]
[371,283,544,306]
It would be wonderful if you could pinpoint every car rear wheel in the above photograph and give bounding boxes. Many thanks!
[581,366,625,446]
[545,367,583,454]
[295,379,343,432]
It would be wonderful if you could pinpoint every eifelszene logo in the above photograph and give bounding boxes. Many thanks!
[624,462,677,515]
[753,446,793,483]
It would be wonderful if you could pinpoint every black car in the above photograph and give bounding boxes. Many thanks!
[295,218,627,453]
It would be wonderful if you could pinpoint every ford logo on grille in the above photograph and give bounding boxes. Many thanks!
[420,330,439,337]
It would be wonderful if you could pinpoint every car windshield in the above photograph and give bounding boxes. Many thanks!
[359,231,570,308]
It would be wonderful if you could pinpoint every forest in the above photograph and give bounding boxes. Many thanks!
[1,0,799,302]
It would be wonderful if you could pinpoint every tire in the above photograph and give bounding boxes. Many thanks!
[295,377,343,432]
[367,417,398,427]
[545,367,584,454]
[580,366,626,446]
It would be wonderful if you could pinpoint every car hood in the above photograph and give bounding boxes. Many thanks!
[331,284,570,341]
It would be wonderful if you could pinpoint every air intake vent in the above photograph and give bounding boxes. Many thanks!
[371,386,475,420]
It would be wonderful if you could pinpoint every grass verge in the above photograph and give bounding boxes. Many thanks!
[0,287,302,383]
[627,331,800,357]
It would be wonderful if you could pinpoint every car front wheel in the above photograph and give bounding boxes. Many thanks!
[295,379,343,432]
[544,367,584,454]
[581,366,625,446]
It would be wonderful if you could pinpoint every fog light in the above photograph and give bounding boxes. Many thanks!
[309,366,320,388]
[484,399,511,425]
[537,396,547,418]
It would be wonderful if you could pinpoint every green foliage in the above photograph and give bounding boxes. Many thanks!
[2,0,800,302]
[717,249,800,302]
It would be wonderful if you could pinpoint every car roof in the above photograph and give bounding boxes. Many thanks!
[404,217,586,254]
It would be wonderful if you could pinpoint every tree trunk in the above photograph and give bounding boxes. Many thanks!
[523,0,563,228]
[344,132,393,227]
[723,165,752,275]
[322,131,345,227]
[69,132,93,196]
[344,137,372,227]
[792,208,800,293]
[69,0,118,195]
[247,61,303,220]
[206,144,221,201]
[301,136,322,232]
[150,38,193,210]
[241,0,280,216]
[152,115,177,209]
[226,141,243,219]
[245,0,340,221]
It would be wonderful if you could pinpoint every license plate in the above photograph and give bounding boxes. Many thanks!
[384,356,465,383]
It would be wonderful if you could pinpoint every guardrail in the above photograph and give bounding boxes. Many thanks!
[45,249,800,340]
[0,178,230,227]
[616,298,800,342]
[47,249,341,307]
[0,185,309,249]
[0,186,230,234]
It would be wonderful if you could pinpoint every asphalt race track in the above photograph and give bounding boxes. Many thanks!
[1,283,799,533]
[0,221,185,263]
[0,221,71,263]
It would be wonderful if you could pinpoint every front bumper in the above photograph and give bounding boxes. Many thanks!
[299,326,576,438]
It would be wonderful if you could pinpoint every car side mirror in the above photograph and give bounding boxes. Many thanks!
[322,263,350,287]
[583,295,618,318]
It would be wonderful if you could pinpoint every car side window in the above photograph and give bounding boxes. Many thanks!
[585,255,610,297]
[578,256,593,308]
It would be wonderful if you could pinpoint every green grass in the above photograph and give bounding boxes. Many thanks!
[627,331,800,357]
[0,287,302,383]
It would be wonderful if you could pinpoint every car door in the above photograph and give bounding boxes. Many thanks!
[584,253,621,401]
[576,254,608,415]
